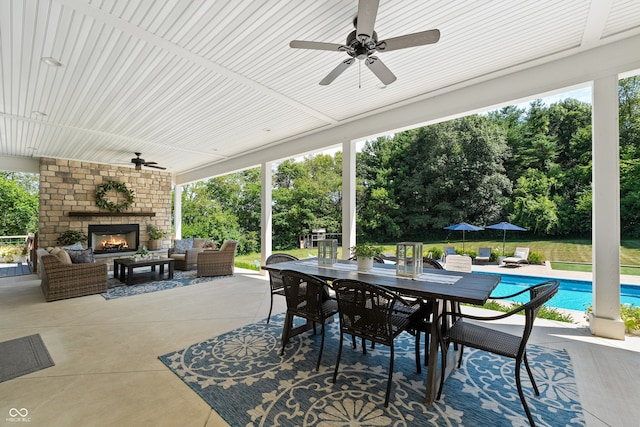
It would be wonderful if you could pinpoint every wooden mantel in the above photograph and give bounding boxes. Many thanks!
[68,211,156,217]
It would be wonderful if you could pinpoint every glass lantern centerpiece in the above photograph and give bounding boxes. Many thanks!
[317,239,338,266]
[396,242,423,277]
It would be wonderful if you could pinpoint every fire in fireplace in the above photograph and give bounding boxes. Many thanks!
[88,224,140,254]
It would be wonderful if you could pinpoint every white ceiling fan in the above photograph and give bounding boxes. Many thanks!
[289,0,440,85]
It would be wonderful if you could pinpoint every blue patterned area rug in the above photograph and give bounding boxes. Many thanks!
[102,270,231,300]
[159,314,585,426]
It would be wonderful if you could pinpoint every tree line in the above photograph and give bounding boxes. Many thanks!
[179,77,639,253]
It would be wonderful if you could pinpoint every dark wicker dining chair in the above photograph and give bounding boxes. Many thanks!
[265,253,299,323]
[437,280,559,427]
[280,270,338,371]
[332,279,422,407]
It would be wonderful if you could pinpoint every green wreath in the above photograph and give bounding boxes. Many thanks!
[95,181,135,212]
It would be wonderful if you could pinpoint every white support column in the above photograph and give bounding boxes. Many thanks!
[342,140,356,259]
[260,161,273,275]
[174,184,183,240]
[590,76,625,340]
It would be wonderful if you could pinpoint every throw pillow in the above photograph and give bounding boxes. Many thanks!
[193,238,207,249]
[61,242,84,251]
[51,247,72,264]
[173,238,194,254]
[65,248,95,264]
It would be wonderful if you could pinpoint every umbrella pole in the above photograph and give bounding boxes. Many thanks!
[462,230,465,253]
[502,229,506,256]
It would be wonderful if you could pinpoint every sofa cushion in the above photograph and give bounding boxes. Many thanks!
[65,248,95,264]
[173,238,194,254]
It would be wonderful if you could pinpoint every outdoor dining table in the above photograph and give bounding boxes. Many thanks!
[261,258,501,406]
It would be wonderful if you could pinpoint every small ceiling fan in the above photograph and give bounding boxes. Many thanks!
[289,0,440,86]
[131,152,166,170]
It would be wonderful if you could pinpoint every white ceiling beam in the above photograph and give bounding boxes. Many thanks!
[581,0,614,48]
[177,33,640,185]
[0,156,39,173]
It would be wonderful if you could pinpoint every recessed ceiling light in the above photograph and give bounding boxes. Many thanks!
[32,111,48,117]
[27,146,37,151]
[41,57,63,67]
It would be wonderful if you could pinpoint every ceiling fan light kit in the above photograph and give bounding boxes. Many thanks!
[289,0,440,86]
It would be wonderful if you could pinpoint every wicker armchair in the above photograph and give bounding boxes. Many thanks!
[37,249,108,302]
[168,238,209,271]
[196,240,237,277]
[437,280,559,426]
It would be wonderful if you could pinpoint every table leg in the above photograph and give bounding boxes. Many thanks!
[427,299,462,405]
[119,264,126,282]
[159,264,165,275]
[168,260,174,279]
[425,299,441,405]
[126,266,134,286]
[113,260,118,279]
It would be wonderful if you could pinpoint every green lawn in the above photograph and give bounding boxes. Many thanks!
[236,238,640,275]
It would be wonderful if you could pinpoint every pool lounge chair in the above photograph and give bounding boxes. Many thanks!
[503,247,530,266]
[475,247,491,263]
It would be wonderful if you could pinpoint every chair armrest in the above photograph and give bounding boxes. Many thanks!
[184,247,204,263]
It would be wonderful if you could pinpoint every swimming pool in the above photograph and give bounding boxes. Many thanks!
[475,272,640,312]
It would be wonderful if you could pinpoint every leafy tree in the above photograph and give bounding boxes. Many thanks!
[511,168,559,234]
[0,175,39,235]
[179,180,259,254]
[272,155,342,249]
[357,115,512,241]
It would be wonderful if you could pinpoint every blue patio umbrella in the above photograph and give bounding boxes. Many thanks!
[443,222,484,253]
[485,221,527,256]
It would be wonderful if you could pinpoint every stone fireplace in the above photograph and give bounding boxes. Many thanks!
[37,158,173,255]
[89,224,140,254]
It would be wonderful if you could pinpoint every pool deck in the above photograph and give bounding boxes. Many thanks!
[470,260,640,285]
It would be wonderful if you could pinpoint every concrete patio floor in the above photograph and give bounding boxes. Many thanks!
[0,265,639,426]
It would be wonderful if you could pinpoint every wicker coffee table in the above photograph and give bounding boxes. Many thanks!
[113,257,175,285]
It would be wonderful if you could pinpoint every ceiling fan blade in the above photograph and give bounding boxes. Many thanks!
[290,40,346,51]
[319,58,355,85]
[365,56,396,85]
[146,164,167,170]
[377,29,440,52]
[356,0,379,42]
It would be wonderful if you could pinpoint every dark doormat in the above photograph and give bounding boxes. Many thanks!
[0,334,54,382]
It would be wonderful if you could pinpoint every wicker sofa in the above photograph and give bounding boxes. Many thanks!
[196,240,237,277]
[37,248,108,302]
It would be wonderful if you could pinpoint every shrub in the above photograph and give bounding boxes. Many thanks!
[56,230,88,246]
[0,244,23,262]
[528,251,544,265]
[427,247,443,260]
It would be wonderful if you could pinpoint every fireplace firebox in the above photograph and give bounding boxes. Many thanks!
[89,224,140,254]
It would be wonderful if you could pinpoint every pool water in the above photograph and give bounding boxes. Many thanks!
[475,272,640,312]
